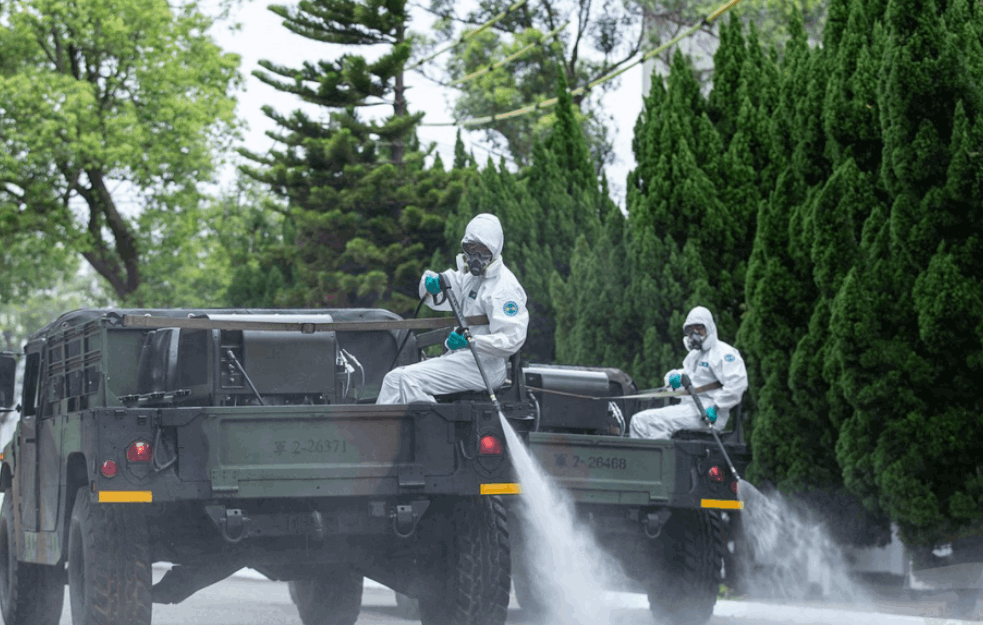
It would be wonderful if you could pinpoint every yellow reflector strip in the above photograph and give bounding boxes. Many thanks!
[700,498,743,510]
[98,491,153,503]
[480,483,522,495]
[0,453,4,461]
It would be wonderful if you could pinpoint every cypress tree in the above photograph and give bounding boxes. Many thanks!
[240,0,452,313]
[449,72,607,363]
[830,0,983,544]
[553,204,630,369]
[737,13,824,482]
[625,54,720,387]
[626,38,767,388]
[774,0,893,543]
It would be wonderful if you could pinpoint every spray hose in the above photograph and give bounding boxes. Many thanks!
[437,274,510,460]
[680,374,741,482]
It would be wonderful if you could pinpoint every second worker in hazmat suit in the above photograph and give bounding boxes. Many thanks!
[629,306,748,439]
[376,213,529,405]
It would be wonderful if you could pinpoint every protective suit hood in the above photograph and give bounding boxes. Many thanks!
[461,214,504,259]
[683,306,718,352]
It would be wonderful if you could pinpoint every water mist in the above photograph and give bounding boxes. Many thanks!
[500,414,628,625]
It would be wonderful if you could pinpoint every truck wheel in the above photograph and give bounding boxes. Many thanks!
[292,568,363,625]
[67,487,152,625]
[647,509,723,625]
[0,495,64,625]
[419,496,510,625]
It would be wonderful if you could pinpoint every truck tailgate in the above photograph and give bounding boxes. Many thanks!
[525,432,674,505]
[182,405,452,498]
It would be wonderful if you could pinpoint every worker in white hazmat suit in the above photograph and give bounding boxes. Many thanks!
[376,213,529,405]
[629,306,748,439]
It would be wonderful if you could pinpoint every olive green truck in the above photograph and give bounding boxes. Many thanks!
[0,308,748,625]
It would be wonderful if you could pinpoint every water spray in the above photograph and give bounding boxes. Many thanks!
[678,377,867,604]
[436,274,626,622]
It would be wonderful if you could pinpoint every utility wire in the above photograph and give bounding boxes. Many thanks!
[420,0,746,127]
[406,0,529,71]
[449,21,570,86]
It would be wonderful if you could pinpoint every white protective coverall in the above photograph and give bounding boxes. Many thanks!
[376,214,529,405]
[629,306,748,439]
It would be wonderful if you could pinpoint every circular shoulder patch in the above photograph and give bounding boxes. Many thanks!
[724,353,736,363]
[503,301,520,317]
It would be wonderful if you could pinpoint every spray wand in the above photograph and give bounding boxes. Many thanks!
[680,373,742,483]
[437,274,506,419]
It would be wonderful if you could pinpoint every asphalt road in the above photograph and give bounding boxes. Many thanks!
[48,570,976,625]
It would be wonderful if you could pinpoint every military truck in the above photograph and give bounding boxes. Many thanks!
[0,307,536,625]
[380,363,750,625]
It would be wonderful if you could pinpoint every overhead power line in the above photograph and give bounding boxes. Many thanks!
[449,21,571,86]
[420,0,747,127]
[405,0,529,71]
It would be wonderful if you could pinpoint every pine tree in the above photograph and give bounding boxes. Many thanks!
[240,0,453,313]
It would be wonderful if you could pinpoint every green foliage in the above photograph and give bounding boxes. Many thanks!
[0,0,241,301]
[1,270,113,354]
[622,40,768,387]
[0,234,77,303]
[242,0,463,314]
[445,74,609,361]
[827,0,983,545]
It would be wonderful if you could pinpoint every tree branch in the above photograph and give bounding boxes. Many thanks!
[87,170,140,298]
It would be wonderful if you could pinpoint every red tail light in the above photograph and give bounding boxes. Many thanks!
[127,441,152,462]
[101,460,118,477]
[730,480,739,494]
[707,465,724,483]
[479,435,503,455]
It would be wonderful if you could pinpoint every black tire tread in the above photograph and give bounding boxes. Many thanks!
[0,496,65,625]
[647,509,724,625]
[420,496,511,625]
[292,568,363,625]
[68,488,152,625]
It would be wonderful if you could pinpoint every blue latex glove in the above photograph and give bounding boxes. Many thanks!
[445,331,468,351]
[669,373,682,390]
[705,405,718,424]
[425,274,441,295]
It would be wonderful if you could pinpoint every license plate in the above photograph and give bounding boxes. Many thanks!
[219,416,407,466]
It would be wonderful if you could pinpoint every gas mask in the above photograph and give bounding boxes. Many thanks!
[462,241,493,276]
[684,324,707,351]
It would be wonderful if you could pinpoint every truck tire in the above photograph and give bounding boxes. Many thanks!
[647,509,723,625]
[419,496,510,625]
[67,487,152,625]
[291,568,363,625]
[0,495,64,625]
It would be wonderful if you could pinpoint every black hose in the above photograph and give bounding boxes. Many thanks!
[388,294,429,372]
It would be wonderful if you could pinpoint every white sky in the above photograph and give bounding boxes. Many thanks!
[209,0,648,205]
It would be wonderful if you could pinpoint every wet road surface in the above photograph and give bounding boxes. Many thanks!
[49,569,976,625]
